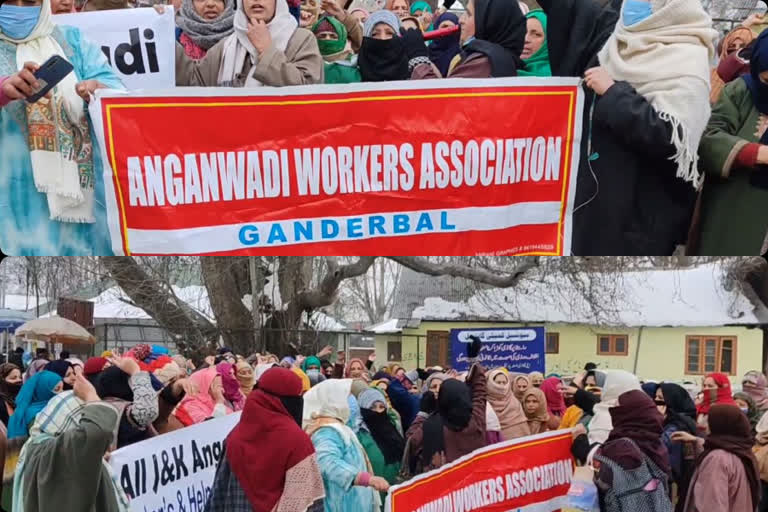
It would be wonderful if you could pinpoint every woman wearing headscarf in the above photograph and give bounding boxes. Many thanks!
[696,372,735,433]
[235,359,255,397]
[44,360,74,390]
[0,364,22,427]
[410,365,487,472]
[422,371,446,397]
[217,362,246,411]
[572,390,672,505]
[206,367,325,512]
[7,371,61,439]
[568,0,716,255]
[345,359,368,380]
[357,10,410,82]
[0,0,124,256]
[710,27,754,104]
[95,358,159,449]
[427,12,460,76]
[517,9,551,77]
[303,379,387,512]
[11,377,130,512]
[176,0,235,59]
[175,0,323,87]
[356,388,403,497]
[676,404,760,512]
[521,387,549,434]
[385,0,408,18]
[408,1,432,31]
[528,371,544,388]
[697,31,768,255]
[512,374,530,401]
[540,376,566,429]
[409,0,526,78]
[313,16,362,83]
[743,371,768,414]
[656,383,699,512]
[83,357,110,385]
[486,369,531,441]
[735,391,761,433]
[175,367,233,426]
[588,370,641,445]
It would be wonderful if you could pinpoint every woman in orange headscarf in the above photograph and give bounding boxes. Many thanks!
[711,27,754,104]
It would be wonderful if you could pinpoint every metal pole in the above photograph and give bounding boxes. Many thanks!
[248,257,262,353]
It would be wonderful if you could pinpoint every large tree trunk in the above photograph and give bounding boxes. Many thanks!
[101,257,218,359]
[200,257,256,355]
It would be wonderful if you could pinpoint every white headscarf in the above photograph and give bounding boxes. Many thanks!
[587,370,641,445]
[0,0,93,223]
[218,0,298,86]
[302,378,353,428]
[597,0,717,189]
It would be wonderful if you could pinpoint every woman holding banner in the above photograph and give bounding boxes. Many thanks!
[175,0,324,87]
[405,337,486,473]
[206,367,326,512]
[0,0,124,256]
[304,379,387,512]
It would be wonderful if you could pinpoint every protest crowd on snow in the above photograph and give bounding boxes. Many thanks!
[0,336,763,511]
[4,0,768,256]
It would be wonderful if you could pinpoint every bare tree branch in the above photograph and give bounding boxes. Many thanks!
[389,256,540,288]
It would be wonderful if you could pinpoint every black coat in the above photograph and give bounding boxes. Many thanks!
[572,81,697,255]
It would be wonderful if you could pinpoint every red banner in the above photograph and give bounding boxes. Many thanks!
[92,79,583,256]
[386,430,574,512]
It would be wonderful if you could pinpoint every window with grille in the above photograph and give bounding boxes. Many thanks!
[596,335,629,356]
[685,336,737,375]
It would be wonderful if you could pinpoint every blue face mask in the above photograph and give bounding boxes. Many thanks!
[623,0,652,26]
[0,5,42,41]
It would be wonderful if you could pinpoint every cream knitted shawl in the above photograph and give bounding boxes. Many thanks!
[597,0,717,189]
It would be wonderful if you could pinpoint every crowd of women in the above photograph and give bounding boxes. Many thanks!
[4,0,768,256]
[0,339,767,511]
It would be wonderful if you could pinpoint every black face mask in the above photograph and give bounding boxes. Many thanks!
[4,382,21,398]
[358,36,410,82]
[279,395,304,427]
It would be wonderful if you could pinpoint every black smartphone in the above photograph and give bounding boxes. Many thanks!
[26,55,74,104]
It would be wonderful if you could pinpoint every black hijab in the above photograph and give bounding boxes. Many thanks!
[464,0,525,77]
[45,360,73,390]
[428,12,461,77]
[536,0,618,77]
[744,30,768,115]
[659,383,697,434]
[358,37,410,82]
[361,408,405,464]
[96,366,134,402]
[422,379,472,466]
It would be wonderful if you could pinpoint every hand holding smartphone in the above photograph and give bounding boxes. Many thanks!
[25,55,74,103]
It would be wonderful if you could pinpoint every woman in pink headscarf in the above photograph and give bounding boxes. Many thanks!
[540,377,566,430]
[217,362,246,411]
[174,367,233,426]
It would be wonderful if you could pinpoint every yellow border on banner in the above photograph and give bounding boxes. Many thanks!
[390,432,573,511]
[105,90,577,256]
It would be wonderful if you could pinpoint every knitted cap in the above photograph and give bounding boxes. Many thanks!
[364,9,400,38]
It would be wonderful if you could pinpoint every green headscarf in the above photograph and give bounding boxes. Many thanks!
[410,1,433,31]
[302,355,322,372]
[517,10,551,77]
[312,16,348,58]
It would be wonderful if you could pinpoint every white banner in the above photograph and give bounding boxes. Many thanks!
[54,7,175,90]
[109,412,241,512]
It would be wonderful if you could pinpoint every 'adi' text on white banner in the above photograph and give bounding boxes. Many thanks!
[54,7,175,90]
